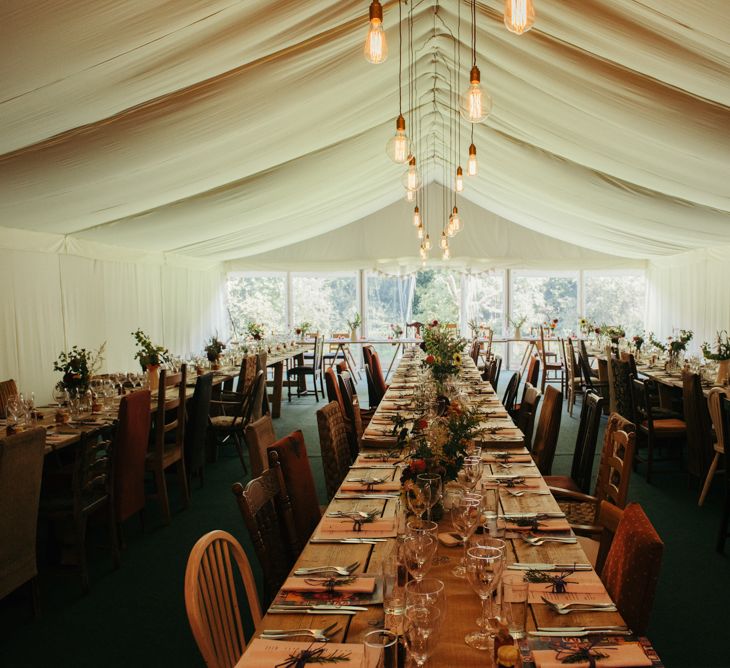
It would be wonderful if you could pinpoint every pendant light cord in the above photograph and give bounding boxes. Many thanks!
[471,0,477,67]
[398,0,403,115]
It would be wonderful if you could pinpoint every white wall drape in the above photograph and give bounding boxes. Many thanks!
[0,241,227,403]
[646,245,730,347]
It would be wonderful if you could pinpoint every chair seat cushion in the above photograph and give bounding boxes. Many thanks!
[642,418,686,432]
[209,415,241,429]
[559,499,597,525]
[544,475,581,492]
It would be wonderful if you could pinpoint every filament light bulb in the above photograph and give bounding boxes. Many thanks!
[405,188,416,202]
[460,66,492,123]
[443,246,451,260]
[440,232,448,249]
[419,245,428,260]
[504,0,535,35]
[401,157,422,191]
[455,166,464,192]
[412,206,421,227]
[385,114,412,164]
[451,206,462,233]
[364,1,388,63]
[417,222,424,239]
[424,234,432,251]
[467,143,478,176]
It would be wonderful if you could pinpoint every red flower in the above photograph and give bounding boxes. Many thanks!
[410,459,426,474]
[431,320,439,327]
[415,418,429,431]
[594,327,601,334]
[449,403,462,416]
[425,354,435,365]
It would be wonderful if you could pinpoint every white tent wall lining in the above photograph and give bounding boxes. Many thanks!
[0,231,227,402]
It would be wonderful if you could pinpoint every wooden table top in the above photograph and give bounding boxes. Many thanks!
[239,353,650,666]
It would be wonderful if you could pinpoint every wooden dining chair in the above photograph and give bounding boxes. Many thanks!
[267,431,321,543]
[114,389,151,538]
[483,355,502,391]
[577,346,609,406]
[608,357,634,422]
[682,370,714,483]
[41,428,120,592]
[317,401,353,499]
[0,427,46,616]
[510,355,540,420]
[631,377,685,483]
[515,384,541,450]
[0,378,18,419]
[146,365,189,524]
[564,339,582,417]
[531,385,563,475]
[599,502,663,635]
[245,415,277,478]
[184,530,262,668]
[699,388,726,506]
[537,326,563,393]
[368,348,389,404]
[253,352,269,420]
[545,392,605,494]
[406,321,424,338]
[337,371,366,460]
[501,371,521,415]
[184,373,213,488]
[469,339,481,365]
[287,335,324,401]
[232,453,300,606]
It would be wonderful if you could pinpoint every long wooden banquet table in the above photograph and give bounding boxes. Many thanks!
[240,352,661,666]
[5,345,310,456]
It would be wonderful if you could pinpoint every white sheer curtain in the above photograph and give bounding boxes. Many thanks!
[0,249,227,402]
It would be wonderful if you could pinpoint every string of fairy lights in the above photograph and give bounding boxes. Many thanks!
[363,0,535,262]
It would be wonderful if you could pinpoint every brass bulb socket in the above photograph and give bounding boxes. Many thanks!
[369,0,383,23]
[456,166,463,176]
[396,114,406,131]
[469,143,477,156]
[470,65,481,85]
[409,156,416,166]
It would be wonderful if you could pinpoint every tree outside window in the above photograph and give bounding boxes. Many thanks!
[227,273,287,337]
[292,273,358,336]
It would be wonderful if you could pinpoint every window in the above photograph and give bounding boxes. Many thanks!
[511,270,579,337]
[465,272,505,336]
[366,272,408,338]
[584,270,645,336]
[411,269,460,326]
[292,272,358,336]
[227,272,287,336]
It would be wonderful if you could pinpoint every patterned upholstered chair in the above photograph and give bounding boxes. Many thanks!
[317,401,353,499]
[599,502,664,635]
[531,385,563,475]
[245,415,277,478]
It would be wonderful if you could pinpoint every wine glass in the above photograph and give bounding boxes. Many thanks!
[461,455,483,491]
[417,473,443,521]
[402,534,437,583]
[6,395,22,428]
[406,478,432,519]
[52,384,68,408]
[464,546,504,650]
[450,491,482,578]
[406,518,438,540]
[403,605,441,667]
[468,535,507,629]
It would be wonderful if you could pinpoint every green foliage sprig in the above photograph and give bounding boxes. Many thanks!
[701,330,730,361]
[132,330,169,370]
[204,334,226,362]
[246,322,265,341]
[54,342,106,392]
[599,324,625,339]
[346,311,362,330]
[422,321,466,383]
[509,314,527,329]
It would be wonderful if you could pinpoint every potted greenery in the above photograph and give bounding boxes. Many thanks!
[701,330,730,385]
[509,314,527,339]
[54,343,106,395]
[347,312,362,341]
[132,329,169,390]
[294,321,311,340]
[246,322,265,341]
[204,335,226,370]
[390,323,404,339]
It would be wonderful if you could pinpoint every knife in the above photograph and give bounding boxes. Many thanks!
[270,604,368,612]
[268,608,360,615]
[309,538,387,544]
[335,494,399,500]
[529,628,632,637]
[508,563,592,571]
[502,512,565,519]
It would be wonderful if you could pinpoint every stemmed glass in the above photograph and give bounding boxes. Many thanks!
[450,491,482,578]
[6,395,23,428]
[52,384,68,408]
[404,579,446,667]
[417,473,442,522]
[461,455,483,491]
[406,478,432,520]
[464,546,504,650]
[402,534,437,583]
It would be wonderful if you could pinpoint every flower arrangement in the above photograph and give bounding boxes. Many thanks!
[131,330,168,370]
[600,324,626,340]
[649,330,693,357]
[397,398,485,489]
[509,314,527,330]
[421,321,466,383]
[54,343,106,393]
[246,322,265,341]
[346,312,362,331]
[204,335,226,363]
[294,321,311,337]
[701,331,730,361]
[578,317,595,336]
[632,334,644,351]
[543,317,559,332]
[390,323,404,338]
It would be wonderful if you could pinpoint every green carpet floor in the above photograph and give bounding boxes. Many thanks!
[1,378,728,667]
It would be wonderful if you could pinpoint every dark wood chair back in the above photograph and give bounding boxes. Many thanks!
[531,385,563,475]
[338,371,363,460]
[682,371,713,479]
[525,354,540,388]
[609,357,633,421]
[369,349,388,398]
[232,452,299,606]
[317,401,353,498]
[406,322,424,338]
[516,383,541,450]
[151,365,187,462]
[597,417,636,511]
[570,391,605,493]
[245,415,277,478]
[235,355,257,396]
[488,354,502,391]
[75,430,115,514]
[502,371,521,413]
[184,373,213,483]
[469,339,480,364]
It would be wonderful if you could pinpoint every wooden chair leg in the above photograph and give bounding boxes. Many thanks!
[155,467,171,525]
[233,434,248,474]
[699,452,721,506]
[177,458,190,509]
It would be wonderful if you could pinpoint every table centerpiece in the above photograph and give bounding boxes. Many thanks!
[204,335,226,370]
[54,342,106,396]
[132,329,169,390]
[701,330,730,385]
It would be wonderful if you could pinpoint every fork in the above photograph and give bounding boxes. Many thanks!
[541,597,618,615]
[260,623,339,642]
[506,489,550,497]
[293,561,359,576]
[521,535,577,546]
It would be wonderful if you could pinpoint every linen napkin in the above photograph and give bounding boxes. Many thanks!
[532,642,652,668]
[280,576,376,594]
[531,586,614,605]
[240,639,364,668]
[502,518,572,532]
[482,453,533,463]
[340,480,401,492]
[317,517,397,539]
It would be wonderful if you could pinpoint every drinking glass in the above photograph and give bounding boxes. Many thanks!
[461,455,483,491]
[502,577,529,639]
[469,535,506,626]
[6,395,22,428]
[464,546,504,650]
[402,534,437,582]
[363,630,398,668]
[404,578,446,634]
[406,518,438,540]
[403,605,441,667]
[406,478,432,519]
[450,492,482,577]
[381,541,406,621]
[417,473,442,521]
[480,484,501,535]
[52,385,68,408]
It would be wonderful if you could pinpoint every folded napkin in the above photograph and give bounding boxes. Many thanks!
[483,453,533,463]
[355,454,401,465]
[532,642,652,668]
[281,576,376,594]
[503,518,572,533]
[531,586,614,605]
[318,517,397,538]
[240,640,364,668]
[339,481,401,492]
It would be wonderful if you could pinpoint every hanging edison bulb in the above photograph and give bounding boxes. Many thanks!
[442,244,451,260]
[364,1,388,63]
[417,222,424,239]
[460,66,492,123]
[405,188,416,202]
[401,157,422,191]
[451,206,462,233]
[455,166,464,193]
[504,0,535,35]
[447,212,455,237]
[419,244,428,261]
[467,143,478,176]
[440,231,448,249]
[412,206,421,227]
[424,234,432,251]
[385,115,412,164]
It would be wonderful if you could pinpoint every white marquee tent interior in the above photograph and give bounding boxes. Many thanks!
[1,0,729,399]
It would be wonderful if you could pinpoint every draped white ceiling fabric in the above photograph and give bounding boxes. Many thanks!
[1,0,728,264]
